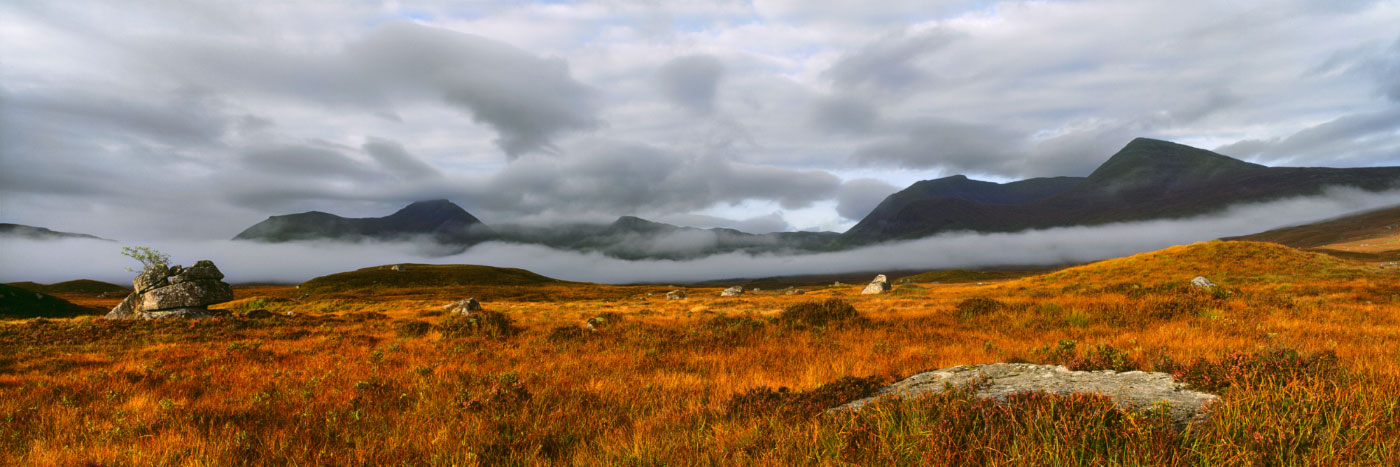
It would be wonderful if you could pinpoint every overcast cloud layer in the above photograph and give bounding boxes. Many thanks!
[2,0,1399,240]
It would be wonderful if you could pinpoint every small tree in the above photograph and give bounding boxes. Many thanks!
[121,246,170,273]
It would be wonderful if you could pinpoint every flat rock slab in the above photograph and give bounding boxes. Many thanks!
[833,363,1218,429]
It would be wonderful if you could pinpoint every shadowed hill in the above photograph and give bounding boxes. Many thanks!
[1223,204,1400,248]
[0,284,103,319]
[843,138,1400,245]
[234,200,493,246]
[844,175,1083,243]
[0,223,111,241]
[298,263,565,295]
[6,280,129,296]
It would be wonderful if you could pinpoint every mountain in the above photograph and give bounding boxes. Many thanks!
[0,283,102,319]
[1223,204,1400,263]
[0,223,111,241]
[233,199,493,245]
[842,138,1400,245]
[492,215,839,260]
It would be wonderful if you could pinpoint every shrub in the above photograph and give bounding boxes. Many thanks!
[547,325,588,343]
[394,320,432,337]
[776,299,865,329]
[955,298,1004,319]
[439,310,520,339]
[726,375,885,419]
[1155,348,1342,392]
[344,311,389,322]
[454,372,531,412]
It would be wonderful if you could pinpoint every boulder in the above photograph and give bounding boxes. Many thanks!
[832,363,1218,429]
[666,290,687,300]
[720,286,744,297]
[585,317,603,331]
[391,264,406,272]
[170,260,224,284]
[108,260,235,320]
[444,297,482,315]
[1190,276,1217,290]
[860,275,891,295]
[140,280,234,311]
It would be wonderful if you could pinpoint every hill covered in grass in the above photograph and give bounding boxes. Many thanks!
[6,279,129,296]
[0,284,103,319]
[1224,205,1400,263]
[1030,240,1372,288]
[297,263,565,296]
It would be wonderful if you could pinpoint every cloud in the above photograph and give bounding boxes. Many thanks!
[4,187,1395,285]
[351,22,599,157]
[836,178,900,220]
[1214,107,1400,167]
[656,54,725,115]
[362,137,442,180]
[810,94,881,134]
[823,27,958,94]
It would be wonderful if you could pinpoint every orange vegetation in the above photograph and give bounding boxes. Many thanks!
[2,240,1399,465]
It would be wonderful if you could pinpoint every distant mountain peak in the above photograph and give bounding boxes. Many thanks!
[234,199,490,245]
[1089,138,1264,183]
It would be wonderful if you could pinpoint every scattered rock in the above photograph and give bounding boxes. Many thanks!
[586,317,603,331]
[245,309,278,319]
[1190,276,1217,290]
[785,289,806,295]
[390,264,406,272]
[720,286,744,297]
[666,289,687,300]
[106,261,235,320]
[860,274,891,295]
[444,298,483,315]
[832,363,1218,429]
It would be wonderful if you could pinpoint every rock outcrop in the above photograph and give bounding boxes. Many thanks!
[444,298,483,315]
[666,290,687,300]
[106,260,234,319]
[860,275,891,295]
[832,363,1218,429]
[1190,276,1218,290]
[720,286,744,297]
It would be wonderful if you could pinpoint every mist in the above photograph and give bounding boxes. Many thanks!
[2,187,1396,286]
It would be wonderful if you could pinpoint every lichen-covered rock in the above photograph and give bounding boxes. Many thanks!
[105,292,143,319]
[444,297,482,315]
[860,275,890,295]
[832,363,1218,429]
[141,307,227,319]
[170,260,224,284]
[140,280,234,311]
[1190,276,1217,290]
[133,265,170,293]
[666,290,687,300]
[720,286,744,297]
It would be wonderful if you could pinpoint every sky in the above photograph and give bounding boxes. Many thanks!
[2,0,1399,241]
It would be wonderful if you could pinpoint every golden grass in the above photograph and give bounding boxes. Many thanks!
[2,241,1399,465]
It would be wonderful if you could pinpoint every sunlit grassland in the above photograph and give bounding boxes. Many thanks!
[2,241,1399,465]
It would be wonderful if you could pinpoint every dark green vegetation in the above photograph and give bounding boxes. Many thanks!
[6,279,129,296]
[297,264,562,296]
[233,199,492,246]
[840,138,1400,245]
[0,223,110,241]
[0,284,101,319]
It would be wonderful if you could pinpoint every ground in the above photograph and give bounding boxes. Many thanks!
[2,241,1398,465]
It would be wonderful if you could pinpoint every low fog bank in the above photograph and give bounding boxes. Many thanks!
[2,187,1396,286]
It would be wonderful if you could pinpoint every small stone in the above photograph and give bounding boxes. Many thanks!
[720,286,744,297]
[444,298,482,315]
[666,290,687,300]
[1190,276,1217,290]
[391,264,406,272]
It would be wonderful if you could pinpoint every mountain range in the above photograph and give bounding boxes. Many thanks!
[0,223,111,241]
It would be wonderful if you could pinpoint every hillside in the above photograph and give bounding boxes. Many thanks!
[1223,205,1400,262]
[844,175,1083,243]
[297,263,565,296]
[0,284,103,319]
[0,223,111,241]
[1028,240,1372,288]
[6,279,129,296]
[234,199,493,246]
[842,138,1400,244]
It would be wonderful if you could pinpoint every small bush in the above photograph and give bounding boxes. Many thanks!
[726,375,885,419]
[439,310,520,339]
[547,325,588,343]
[344,311,389,322]
[454,372,531,411]
[776,299,865,329]
[955,298,1004,319]
[395,320,432,338]
[1155,348,1342,392]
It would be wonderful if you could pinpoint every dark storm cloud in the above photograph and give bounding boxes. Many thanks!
[656,54,725,115]
[1215,107,1400,167]
[362,137,442,180]
[823,27,957,94]
[836,178,899,220]
[467,140,841,218]
[852,118,1021,173]
[350,22,599,157]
